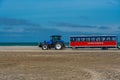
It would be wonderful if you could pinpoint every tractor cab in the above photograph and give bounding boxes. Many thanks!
[50,35,61,43]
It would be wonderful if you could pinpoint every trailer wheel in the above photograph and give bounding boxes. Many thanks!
[42,44,48,50]
[55,42,63,50]
[118,46,120,50]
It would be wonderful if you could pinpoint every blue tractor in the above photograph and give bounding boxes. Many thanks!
[39,35,65,50]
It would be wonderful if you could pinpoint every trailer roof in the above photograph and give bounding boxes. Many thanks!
[70,35,117,37]
[50,35,61,37]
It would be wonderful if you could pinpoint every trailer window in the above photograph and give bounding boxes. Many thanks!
[95,37,100,41]
[101,37,105,41]
[81,37,85,41]
[105,37,110,41]
[91,37,95,42]
[111,37,116,41]
[77,37,81,41]
[76,37,79,41]
[71,37,77,42]
[86,37,90,41]
[70,37,73,41]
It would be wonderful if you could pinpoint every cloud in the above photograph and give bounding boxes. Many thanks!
[49,0,119,9]
[118,26,120,29]
[0,26,46,33]
[107,0,119,6]
[50,22,97,28]
[0,27,24,33]
[0,17,40,27]
[47,21,98,32]
[23,27,45,32]
[3,27,14,30]
[0,25,55,34]
[47,21,119,34]
[79,16,89,20]
[98,26,110,29]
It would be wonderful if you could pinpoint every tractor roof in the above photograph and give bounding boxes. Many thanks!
[51,35,61,37]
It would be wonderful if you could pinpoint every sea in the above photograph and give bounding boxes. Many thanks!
[0,42,69,46]
[0,42,38,46]
[0,42,120,46]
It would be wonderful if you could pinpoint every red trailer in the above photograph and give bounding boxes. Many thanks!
[70,35,118,49]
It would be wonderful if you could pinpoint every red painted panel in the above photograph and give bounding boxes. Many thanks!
[70,41,117,47]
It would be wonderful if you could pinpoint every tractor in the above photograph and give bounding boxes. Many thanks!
[39,35,65,50]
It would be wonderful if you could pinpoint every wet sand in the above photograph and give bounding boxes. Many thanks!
[0,46,120,80]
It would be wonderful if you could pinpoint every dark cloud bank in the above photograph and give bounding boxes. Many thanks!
[0,17,40,27]
[50,21,111,30]
[50,22,97,28]
[0,17,112,33]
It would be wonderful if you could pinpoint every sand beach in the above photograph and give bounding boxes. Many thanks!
[0,46,120,80]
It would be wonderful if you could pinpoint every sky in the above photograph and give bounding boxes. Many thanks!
[0,0,120,42]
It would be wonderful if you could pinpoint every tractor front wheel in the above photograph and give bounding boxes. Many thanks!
[42,44,48,50]
[55,42,63,50]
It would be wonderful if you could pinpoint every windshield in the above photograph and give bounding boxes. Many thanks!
[51,36,61,42]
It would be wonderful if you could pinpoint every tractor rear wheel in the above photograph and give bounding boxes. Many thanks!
[55,42,63,50]
[42,44,48,50]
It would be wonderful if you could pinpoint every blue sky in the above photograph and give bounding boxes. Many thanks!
[0,0,120,42]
